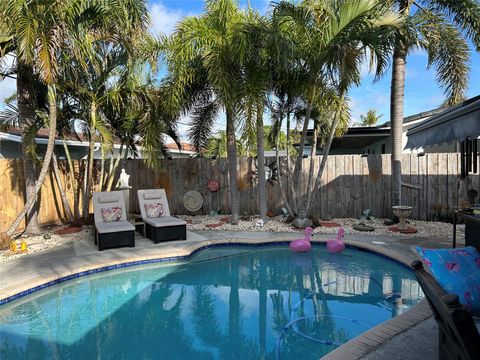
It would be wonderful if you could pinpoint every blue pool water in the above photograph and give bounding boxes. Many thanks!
[0,246,423,359]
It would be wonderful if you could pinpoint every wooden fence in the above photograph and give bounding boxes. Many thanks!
[1,154,479,233]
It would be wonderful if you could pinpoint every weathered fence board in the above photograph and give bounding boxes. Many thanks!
[1,153,479,233]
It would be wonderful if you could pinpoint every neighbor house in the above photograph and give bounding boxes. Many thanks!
[0,128,197,159]
[300,95,480,156]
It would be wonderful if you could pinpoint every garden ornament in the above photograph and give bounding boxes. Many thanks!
[327,227,345,254]
[289,227,313,253]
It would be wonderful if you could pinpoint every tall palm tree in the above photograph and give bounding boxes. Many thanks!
[273,0,403,216]
[2,0,152,236]
[167,0,248,224]
[1,0,85,237]
[389,0,480,207]
[237,8,271,222]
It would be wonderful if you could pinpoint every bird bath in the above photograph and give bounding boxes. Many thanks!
[392,206,412,229]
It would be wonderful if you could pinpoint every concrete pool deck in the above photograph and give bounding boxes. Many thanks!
[0,228,464,359]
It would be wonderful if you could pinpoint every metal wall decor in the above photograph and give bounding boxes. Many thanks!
[249,159,279,186]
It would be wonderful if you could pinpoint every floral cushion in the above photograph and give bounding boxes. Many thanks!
[144,203,164,218]
[416,246,480,314]
[101,207,122,222]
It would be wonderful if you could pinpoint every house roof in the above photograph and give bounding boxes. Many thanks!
[406,95,480,148]
[164,142,196,153]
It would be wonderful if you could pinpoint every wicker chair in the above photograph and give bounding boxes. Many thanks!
[137,189,186,243]
[411,260,480,360]
[93,191,135,251]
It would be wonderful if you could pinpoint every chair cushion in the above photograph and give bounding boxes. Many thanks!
[144,203,164,218]
[101,207,122,222]
[416,246,480,314]
[143,216,187,227]
[98,194,119,203]
[96,221,134,234]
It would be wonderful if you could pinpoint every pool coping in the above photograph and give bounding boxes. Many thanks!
[0,235,430,360]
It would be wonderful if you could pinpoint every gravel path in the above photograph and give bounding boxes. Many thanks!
[0,216,464,263]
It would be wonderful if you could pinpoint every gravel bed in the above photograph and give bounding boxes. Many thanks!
[0,217,464,264]
[179,215,463,239]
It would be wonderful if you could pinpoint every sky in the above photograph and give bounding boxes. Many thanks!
[1,0,479,138]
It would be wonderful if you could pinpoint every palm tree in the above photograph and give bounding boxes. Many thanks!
[1,0,84,237]
[2,0,152,235]
[237,8,271,222]
[167,0,248,224]
[360,109,383,126]
[273,0,403,216]
[389,0,480,208]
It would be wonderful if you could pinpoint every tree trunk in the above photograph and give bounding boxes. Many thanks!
[82,100,97,219]
[99,144,106,192]
[226,106,240,224]
[63,140,80,219]
[7,85,58,237]
[256,104,267,222]
[306,98,344,215]
[293,101,313,194]
[17,62,41,234]
[106,145,125,191]
[304,118,319,215]
[391,40,407,207]
[51,153,74,222]
[275,123,295,217]
[285,111,298,214]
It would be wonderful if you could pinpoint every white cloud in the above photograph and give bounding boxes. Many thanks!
[149,2,190,35]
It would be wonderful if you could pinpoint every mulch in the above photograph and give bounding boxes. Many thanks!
[320,221,341,227]
[53,225,83,235]
[388,226,418,234]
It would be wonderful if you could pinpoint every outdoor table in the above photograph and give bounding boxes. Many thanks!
[452,210,480,250]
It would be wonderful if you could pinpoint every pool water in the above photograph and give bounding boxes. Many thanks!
[0,246,423,359]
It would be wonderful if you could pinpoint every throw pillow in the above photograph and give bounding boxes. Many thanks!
[416,246,480,314]
[144,203,164,218]
[101,207,122,222]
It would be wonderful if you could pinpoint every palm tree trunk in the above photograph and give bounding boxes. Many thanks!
[391,41,407,207]
[63,140,80,219]
[304,118,319,215]
[7,85,58,237]
[106,145,124,191]
[226,106,240,224]
[275,125,295,216]
[256,104,267,222]
[99,144,106,192]
[306,98,344,215]
[17,62,41,234]
[82,100,97,219]
[51,153,74,222]
[286,111,298,214]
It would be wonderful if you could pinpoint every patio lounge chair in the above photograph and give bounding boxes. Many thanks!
[93,191,135,251]
[137,189,187,243]
[411,260,480,360]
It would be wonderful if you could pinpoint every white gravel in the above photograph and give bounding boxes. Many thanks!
[0,217,463,263]
[179,215,462,239]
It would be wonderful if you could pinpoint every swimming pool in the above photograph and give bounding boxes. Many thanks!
[0,246,423,359]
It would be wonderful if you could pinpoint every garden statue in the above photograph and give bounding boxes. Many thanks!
[117,169,130,188]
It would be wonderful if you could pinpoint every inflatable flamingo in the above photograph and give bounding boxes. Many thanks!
[289,227,313,253]
[327,227,345,254]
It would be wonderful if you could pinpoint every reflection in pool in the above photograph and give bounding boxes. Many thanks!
[0,246,423,359]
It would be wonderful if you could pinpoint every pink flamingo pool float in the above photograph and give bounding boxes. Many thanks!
[327,227,345,254]
[289,227,313,253]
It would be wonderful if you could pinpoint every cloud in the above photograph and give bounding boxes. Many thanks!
[149,2,190,35]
